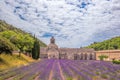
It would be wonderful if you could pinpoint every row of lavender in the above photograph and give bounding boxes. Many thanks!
[60,60,120,80]
[0,59,53,80]
[0,59,120,80]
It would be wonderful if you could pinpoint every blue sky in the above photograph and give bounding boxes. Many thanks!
[0,0,120,48]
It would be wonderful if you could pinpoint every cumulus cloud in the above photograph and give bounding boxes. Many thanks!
[0,0,120,48]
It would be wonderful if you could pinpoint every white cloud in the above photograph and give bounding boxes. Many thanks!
[0,0,120,48]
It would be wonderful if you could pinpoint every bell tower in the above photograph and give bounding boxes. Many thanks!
[47,36,59,59]
[50,36,55,44]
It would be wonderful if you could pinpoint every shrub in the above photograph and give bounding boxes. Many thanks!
[67,77,72,80]
[112,60,120,64]
[101,74,108,79]
[95,72,100,75]
[98,55,108,61]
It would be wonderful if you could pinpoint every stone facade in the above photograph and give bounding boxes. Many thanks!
[40,37,120,60]
[40,37,96,60]
[96,50,120,61]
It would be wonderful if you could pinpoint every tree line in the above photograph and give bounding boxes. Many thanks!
[0,20,46,59]
[86,36,120,51]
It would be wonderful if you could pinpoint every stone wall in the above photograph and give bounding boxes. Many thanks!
[96,50,120,61]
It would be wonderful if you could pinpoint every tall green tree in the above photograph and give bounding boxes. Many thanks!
[32,38,40,59]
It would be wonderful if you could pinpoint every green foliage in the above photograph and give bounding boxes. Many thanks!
[0,20,46,54]
[0,36,16,54]
[32,38,40,59]
[95,72,100,75]
[101,74,108,79]
[112,60,120,64]
[86,36,120,50]
[67,77,73,80]
[98,55,108,61]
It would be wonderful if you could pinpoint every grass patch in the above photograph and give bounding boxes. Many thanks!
[92,76,100,80]
[101,74,108,79]
[95,71,100,75]
[0,53,35,70]
[67,77,73,80]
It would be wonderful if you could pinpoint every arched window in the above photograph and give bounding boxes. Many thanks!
[81,53,83,60]
[90,53,93,60]
[74,54,77,60]
[85,53,87,60]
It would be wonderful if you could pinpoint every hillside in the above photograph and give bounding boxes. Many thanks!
[0,53,35,70]
[0,20,46,54]
[86,36,120,51]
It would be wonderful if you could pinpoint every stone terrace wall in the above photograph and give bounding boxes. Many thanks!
[96,50,120,61]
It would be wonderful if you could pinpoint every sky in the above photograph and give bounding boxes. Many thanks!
[0,0,120,48]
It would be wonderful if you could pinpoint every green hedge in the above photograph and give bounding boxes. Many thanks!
[112,60,120,64]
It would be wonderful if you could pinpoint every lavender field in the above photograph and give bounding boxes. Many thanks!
[0,59,120,80]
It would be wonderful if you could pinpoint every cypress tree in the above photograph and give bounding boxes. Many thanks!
[32,37,40,59]
[36,39,40,59]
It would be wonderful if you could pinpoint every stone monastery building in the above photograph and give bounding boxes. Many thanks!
[40,37,96,60]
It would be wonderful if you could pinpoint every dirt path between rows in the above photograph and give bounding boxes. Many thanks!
[48,70,53,80]
[58,61,65,80]
[5,76,16,80]
[48,61,55,80]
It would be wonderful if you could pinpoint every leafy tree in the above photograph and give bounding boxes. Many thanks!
[0,20,46,55]
[113,44,118,49]
[0,31,17,39]
[11,34,34,57]
[0,36,16,54]
[0,31,35,56]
